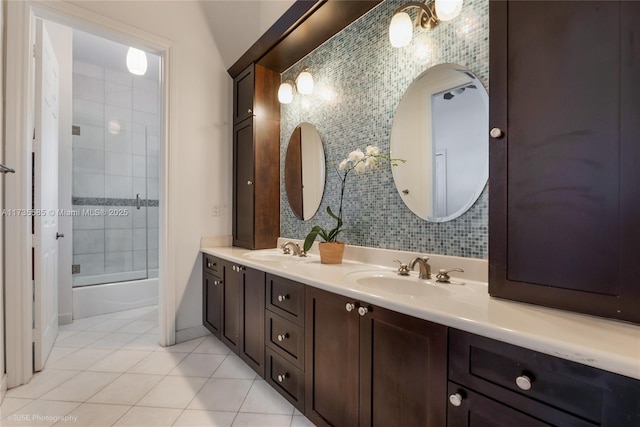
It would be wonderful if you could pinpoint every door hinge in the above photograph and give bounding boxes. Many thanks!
[33,44,39,59]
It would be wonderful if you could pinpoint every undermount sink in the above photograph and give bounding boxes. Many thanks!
[243,249,316,263]
[345,270,450,297]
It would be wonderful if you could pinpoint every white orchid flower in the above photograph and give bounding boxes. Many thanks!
[354,161,367,173]
[348,149,365,162]
[365,156,377,167]
[365,145,379,156]
[338,159,348,170]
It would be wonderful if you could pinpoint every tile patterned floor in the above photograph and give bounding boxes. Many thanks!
[1,306,315,427]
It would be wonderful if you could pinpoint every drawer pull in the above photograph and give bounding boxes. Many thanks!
[277,333,289,342]
[247,108,252,114]
[516,375,532,391]
[213,280,222,286]
[345,303,356,312]
[449,393,463,407]
[277,294,289,302]
[207,260,216,268]
[277,373,289,383]
[358,306,369,316]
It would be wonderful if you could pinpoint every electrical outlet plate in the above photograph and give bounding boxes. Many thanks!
[72,264,81,274]
[211,204,220,216]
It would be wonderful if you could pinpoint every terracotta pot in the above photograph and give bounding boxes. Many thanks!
[318,242,345,264]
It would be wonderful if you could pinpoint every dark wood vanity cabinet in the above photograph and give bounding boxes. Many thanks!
[448,329,640,426]
[265,274,306,412]
[212,258,266,377]
[305,287,447,427]
[233,65,255,125]
[232,63,280,250]
[488,0,640,323]
[202,255,222,338]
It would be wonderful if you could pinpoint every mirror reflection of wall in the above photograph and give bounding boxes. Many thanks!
[285,122,325,220]
[431,82,486,217]
[391,63,488,222]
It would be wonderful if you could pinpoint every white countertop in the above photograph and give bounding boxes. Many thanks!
[201,242,640,381]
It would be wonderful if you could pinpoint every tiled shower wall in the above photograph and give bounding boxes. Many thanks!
[72,60,159,285]
[280,0,489,258]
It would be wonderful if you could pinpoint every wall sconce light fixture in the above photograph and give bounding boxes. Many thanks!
[389,0,463,48]
[278,68,314,104]
[126,47,148,76]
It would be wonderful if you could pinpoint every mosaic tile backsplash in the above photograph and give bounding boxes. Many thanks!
[280,0,489,259]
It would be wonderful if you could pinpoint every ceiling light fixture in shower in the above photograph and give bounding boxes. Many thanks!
[126,47,148,76]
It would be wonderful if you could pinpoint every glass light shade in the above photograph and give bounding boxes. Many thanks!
[126,47,148,76]
[296,70,314,95]
[389,12,413,48]
[278,82,294,104]
[435,0,463,21]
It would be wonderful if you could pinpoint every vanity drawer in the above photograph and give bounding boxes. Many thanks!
[446,382,594,427]
[203,254,220,274]
[266,310,304,370]
[266,348,305,412]
[266,274,305,325]
[449,329,640,426]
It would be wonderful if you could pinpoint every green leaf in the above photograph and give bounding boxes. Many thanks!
[303,228,320,252]
[326,206,343,228]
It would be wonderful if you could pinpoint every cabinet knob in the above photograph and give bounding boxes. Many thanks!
[345,303,356,312]
[358,306,369,316]
[213,280,220,286]
[277,373,289,383]
[277,333,289,342]
[247,108,252,114]
[247,180,253,186]
[449,393,463,407]
[516,375,532,391]
[490,127,504,139]
[277,294,289,302]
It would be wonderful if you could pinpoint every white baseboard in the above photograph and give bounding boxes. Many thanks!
[1,374,7,402]
[174,324,211,344]
[58,312,72,326]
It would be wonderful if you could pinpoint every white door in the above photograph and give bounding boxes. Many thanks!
[33,20,60,371]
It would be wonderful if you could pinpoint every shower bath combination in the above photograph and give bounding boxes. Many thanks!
[70,29,161,318]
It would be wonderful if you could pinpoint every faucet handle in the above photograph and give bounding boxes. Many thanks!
[436,268,464,283]
[394,260,411,276]
[281,244,291,254]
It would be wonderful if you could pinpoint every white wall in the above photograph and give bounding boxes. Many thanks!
[67,0,232,337]
[44,20,74,326]
[199,0,295,69]
[1,0,6,400]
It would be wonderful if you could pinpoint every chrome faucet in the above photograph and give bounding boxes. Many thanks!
[281,241,306,257]
[409,257,431,280]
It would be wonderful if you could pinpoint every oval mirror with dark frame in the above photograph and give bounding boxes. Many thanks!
[285,122,326,220]
[391,63,488,222]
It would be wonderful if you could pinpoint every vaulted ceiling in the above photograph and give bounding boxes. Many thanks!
[197,0,296,70]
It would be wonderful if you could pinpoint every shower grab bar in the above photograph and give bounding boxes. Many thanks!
[0,164,15,174]
[136,193,141,210]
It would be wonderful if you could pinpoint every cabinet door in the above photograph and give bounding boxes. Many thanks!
[233,64,254,124]
[305,288,359,427]
[488,1,640,323]
[233,119,255,249]
[240,267,265,377]
[203,271,222,338]
[221,261,241,353]
[359,305,447,427]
